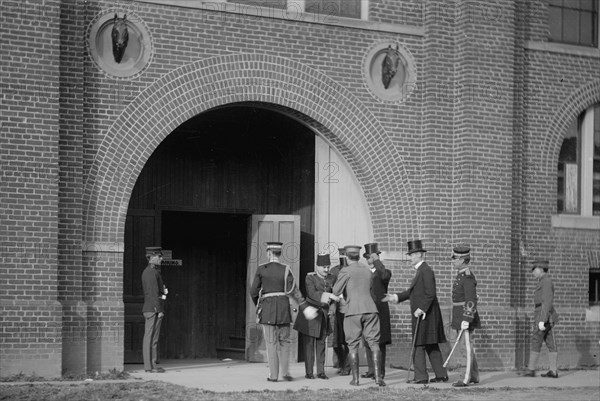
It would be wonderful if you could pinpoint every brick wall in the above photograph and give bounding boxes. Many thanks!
[1,0,62,377]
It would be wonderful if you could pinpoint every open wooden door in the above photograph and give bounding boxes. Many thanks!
[245,214,301,362]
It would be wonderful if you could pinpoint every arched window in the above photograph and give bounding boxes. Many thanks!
[557,103,600,216]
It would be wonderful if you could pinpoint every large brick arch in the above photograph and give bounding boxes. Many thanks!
[541,79,600,174]
[83,53,418,247]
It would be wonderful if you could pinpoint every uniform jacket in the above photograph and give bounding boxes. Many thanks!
[250,261,305,325]
[395,261,446,346]
[293,272,335,338]
[451,268,481,330]
[142,265,165,313]
[534,274,559,324]
[371,259,392,344]
[330,264,348,314]
[332,261,378,317]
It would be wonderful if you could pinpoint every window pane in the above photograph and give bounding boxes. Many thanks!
[594,105,600,215]
[580,0,596,11]
[305,0,361,18]
[579,11,594,45]
[590,271,600,305]
[227,0,287,9]
[549,7,563,41]
[563,8,581,43]
[340,0,361,18]
[558,119,580,213]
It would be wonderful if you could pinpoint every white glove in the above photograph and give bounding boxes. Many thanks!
[161,294,167,300]
[163,288,168,295]
[321,292,340,303]
[382,293,398,303]
[303,305,319,320]
[461,321,469,330]
[329,293,340,302]
[538,321,545,331]
[414,308,425,319]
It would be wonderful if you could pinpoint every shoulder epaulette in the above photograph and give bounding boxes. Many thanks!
[307,272,316,276]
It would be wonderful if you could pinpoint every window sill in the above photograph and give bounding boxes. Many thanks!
[551,215,600,230]
[586,306,600,322]
[135,0,424,36]
[525,41,600,58]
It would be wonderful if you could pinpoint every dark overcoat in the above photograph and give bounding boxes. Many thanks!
[142,265,164,313]
[250,261,305,325]
[395,261,446,346]
[371,259,392,345]
[332,261,378,316]
[293,272,334,338]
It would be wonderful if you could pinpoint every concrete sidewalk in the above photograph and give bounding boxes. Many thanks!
[125,359,600,392]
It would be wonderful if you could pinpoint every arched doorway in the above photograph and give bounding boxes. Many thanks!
[123,104,373,363]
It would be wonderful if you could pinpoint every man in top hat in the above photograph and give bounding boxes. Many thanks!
[520,259,559,378]
[361,243,392,381]
[330,247,351,375]
[333,245,385,387]
[383,240,448,384]
[449,245,481,387]
[250,242,318,382]
[293,252,339,379]
[141,246,168,373]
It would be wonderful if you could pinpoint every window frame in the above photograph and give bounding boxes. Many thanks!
[548,0,599,48]
[226,0,369,20]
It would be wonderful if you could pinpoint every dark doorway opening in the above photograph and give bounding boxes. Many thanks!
[160,211,248,359]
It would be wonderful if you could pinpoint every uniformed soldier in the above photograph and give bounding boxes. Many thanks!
[141,246,168,373]
[249,242,318,382]
[449,245,481,387]
[330,247,351,375]
[332,245,385,387]
[293,252,339,379]
[361,243,392,381]
[521,259,559,378]
[383,240,448,384]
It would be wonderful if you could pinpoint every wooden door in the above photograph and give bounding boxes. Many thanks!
[246,214,301,362]
[124,210,160,363]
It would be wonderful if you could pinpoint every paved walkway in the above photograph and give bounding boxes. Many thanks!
[125,359,600,392]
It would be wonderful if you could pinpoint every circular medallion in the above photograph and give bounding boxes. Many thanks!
[87,10,153,79]
[363,42,417,103]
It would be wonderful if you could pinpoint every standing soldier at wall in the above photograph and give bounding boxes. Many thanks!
[520,259,560,378]
[330,247,351,375]
[141,246,167,373]
[333,245,385,387]
[293,252,339,379]
[362,243,392,381]
[250,242,318,382]
[449,245,481,387]
[383,240,448,384]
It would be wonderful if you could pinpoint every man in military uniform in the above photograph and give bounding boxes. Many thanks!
[141,246,168,373]
[361,243,392,381]
[250,242,318,382]
[521,259,559,378]
[333,245,385,387]
[293,252,338,379]
[449,245,481,387]
[383,240,447,384]
[330,247,351,375]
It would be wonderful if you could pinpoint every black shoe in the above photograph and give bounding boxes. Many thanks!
[361,371,374,379]
[430,376,448,383]
[305,373,315,379]
[468,378,479,384]
[145,367,165,373]
[339,368,351,376]
[541,370,558,378]
[452,380,468,387]
[519,369,535,377]
[282,375,293,381]
[414,379,429,384]
[316,373,329,380]
[267,377,278,382]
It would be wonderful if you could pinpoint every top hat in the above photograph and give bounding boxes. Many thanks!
[316,252,331,267]
[363,242,381,259]
[452,245,470,259]
[266,242,283,251]
[531,259,549,271]
[406,240,427,255]
[344,245,362,255]
[145,246,163,257]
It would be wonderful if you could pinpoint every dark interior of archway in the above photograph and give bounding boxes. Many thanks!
[124,104,315,361]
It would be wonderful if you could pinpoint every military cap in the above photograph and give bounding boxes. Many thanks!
[145,246,163,257]
[266,242,283,251]
[344,245,362,255]
[452,245,470,259]
[532,259,549,271]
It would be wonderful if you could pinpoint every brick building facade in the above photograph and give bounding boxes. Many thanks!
[1,0,599,377]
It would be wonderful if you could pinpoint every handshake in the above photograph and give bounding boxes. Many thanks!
[320,292,340,304]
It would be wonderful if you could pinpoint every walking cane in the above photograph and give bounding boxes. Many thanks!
[443,328,464,367]
[406,316,422,383]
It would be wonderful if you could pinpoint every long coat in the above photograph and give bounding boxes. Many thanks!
[250,261,305,325]
[371,260,392,345]
[395,261,446,346]
[534,274,559,325]
[142,265,164,314]
[293,272,335,338]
